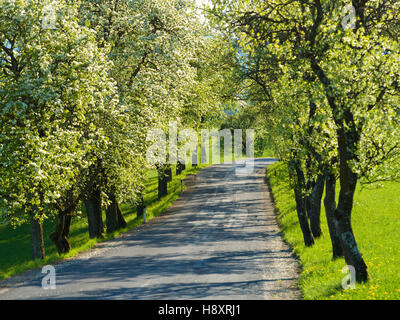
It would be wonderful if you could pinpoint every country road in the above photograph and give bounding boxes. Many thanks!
[0,158,300,300]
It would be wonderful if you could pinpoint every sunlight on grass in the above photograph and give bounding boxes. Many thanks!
[267,162,400,300]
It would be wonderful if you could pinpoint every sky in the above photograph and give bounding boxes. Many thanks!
[195,0,212,8]
[195,0,212,22]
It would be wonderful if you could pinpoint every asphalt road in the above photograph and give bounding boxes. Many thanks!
[0,158,300,300]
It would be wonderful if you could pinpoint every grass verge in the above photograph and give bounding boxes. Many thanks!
[266,161,400,300]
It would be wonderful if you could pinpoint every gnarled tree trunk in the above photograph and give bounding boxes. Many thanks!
[158,165,168,199]
[50,188,78,255]
[50,212,73,255]
[305,179,314,221]
[116,203,127,228]
[290,158,314,247]
[309,174,324,238]
[137,193,144,218]
[176,161,186,175]
[335,169,368,282]
[176,161,183,175]
[166,165,172,182]
[294,190,315,247]
[30,212,45,260]
[106,191,127,233]
[84,187,104,238]
[324,174,343,258]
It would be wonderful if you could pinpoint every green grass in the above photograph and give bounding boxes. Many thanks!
[0,162,209,281]
[266,161,400,300]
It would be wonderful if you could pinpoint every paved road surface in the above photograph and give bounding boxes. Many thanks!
[0,158,300,300]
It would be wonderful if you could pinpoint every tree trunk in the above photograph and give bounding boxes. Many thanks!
[30,212,45,260]
[305,192,312,220]
[176,161,183,175]
[178,162,186,173]
[106,194,118,234]
[166,166,172,182]
[305,177,314,221]
[290,159,314,247]
[333,125,368,282]
[176,161,186,175]
[309,174,324,238]
[106,191,127,233]
[116,202,127,229]
[50,212,73,255]
[137,193,144,218]
[324,174,343,258]
[84,188,104,238]
[158,167,168,199]
[294,191,315,247]
[335,169,368,282]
